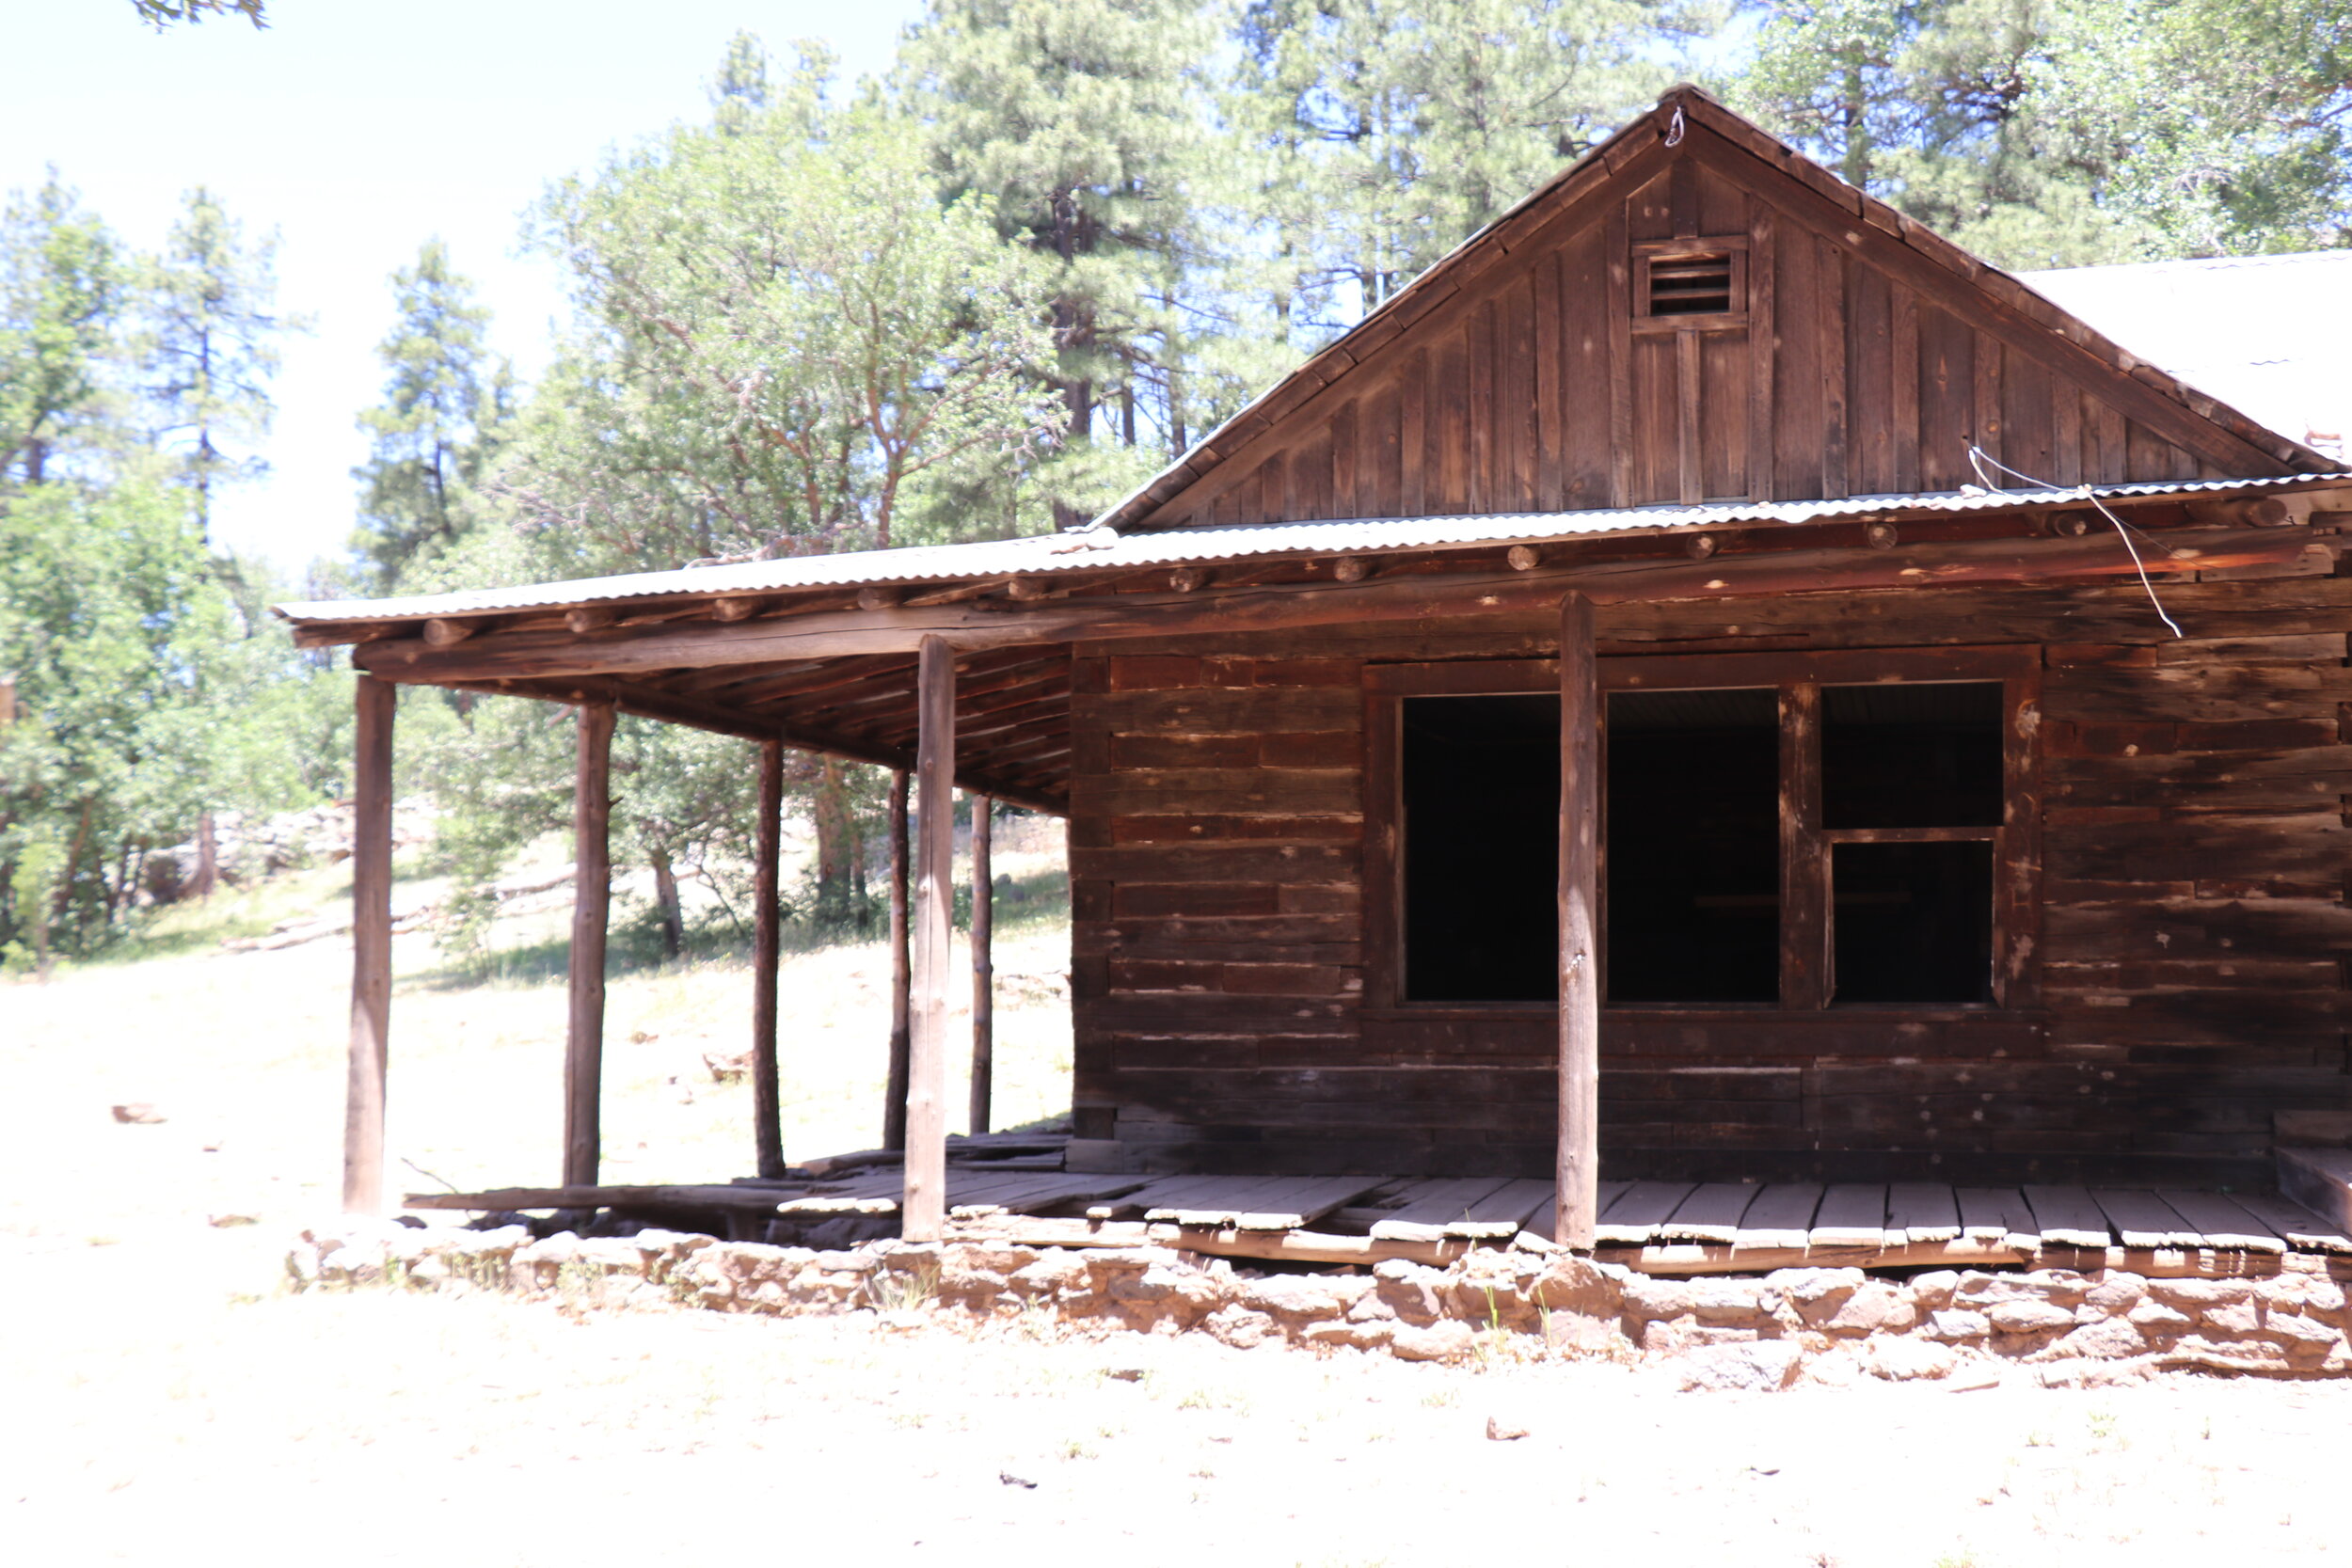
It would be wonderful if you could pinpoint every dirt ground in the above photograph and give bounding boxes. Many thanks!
[6,833,2352,1566]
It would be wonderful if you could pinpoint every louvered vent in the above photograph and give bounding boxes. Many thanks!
[1645,251,1736,316]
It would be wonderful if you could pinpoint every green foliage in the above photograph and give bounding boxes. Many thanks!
[0,180,124,488]
[350,241,516,592]
[509,49,1065,573]
[1227,0,1718,329]
[1724,0,2352,267]
[129,0,266,27]
[898,0,1216,523]
[0,170,332,967]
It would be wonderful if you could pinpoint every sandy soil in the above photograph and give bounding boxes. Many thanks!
[6,832,2352,1566]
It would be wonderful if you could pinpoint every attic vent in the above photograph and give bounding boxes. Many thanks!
[1633,242,1748,325]
[1645,251,1734,316]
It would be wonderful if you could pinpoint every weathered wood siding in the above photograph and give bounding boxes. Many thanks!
[1070,568,2352,1187]
[1131,142,2252,533]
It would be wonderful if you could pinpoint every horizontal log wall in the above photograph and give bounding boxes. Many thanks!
[1071,557,2352,1186]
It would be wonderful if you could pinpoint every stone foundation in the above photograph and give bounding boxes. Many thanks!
[286,1221,2352,1387]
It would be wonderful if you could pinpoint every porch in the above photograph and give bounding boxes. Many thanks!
[404,1137,2352,1281]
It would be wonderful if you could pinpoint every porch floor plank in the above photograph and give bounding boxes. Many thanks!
[1087,1174,1236,1220]
[1233,1176,1393,1230]
[1595,1180,1697,1244]
[2090,1189,2205,1250]
[2231,1191,2352,1256]
[1660,1182,1762,1244]
[1368,1178,1515,1241]
[1887,1182,1962,1243]
[1522,1180,1631,1244]
[948,1173,1150,1219]
[1730,1182,1822,1249]
[1955,1186,2040,1249]
[2153,1189,2288,1255]
[2022,1185,2112,1248]
[1446,1179,1558,1238]
[1809,1183,1891,1248]
[1147,1175,1301,1226]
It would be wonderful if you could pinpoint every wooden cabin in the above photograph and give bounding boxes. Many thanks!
[281,87,2352,1258]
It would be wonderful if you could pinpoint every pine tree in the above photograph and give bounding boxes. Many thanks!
[350,240,514,593]
[0,179,123,488]
[1723,0,2352,268]
[898,0,1216,524]
[142,187,298,542]
[1224,0,1709,346]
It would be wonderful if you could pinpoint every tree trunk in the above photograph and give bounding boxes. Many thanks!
[649,845,684,961]
[191,811,219,900]
[813,758,853,927]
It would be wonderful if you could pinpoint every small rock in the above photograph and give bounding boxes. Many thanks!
[207,1213,260,1228]
[1486,1415,1531,1441]
[999,1472,1037,1490]
[111,1103,166,1125]
[1674,1339,1802,1393]
[1102,1367,1147,1383]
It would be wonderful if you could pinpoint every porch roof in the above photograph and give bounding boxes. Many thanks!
[276,472,2344,632]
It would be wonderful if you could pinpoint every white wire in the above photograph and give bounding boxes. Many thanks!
[1965,445,2185,639]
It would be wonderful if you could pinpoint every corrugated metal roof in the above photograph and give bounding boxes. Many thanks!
[2019,250,2352,464]
[276,473,2349,626]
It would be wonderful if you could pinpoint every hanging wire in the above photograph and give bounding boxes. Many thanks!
[1965,444,2185,639]
[1664,105,1685,147]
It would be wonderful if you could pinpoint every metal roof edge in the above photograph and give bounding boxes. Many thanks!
[274,472,2352,626]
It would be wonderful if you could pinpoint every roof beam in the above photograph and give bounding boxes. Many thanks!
[353,525,2319,686]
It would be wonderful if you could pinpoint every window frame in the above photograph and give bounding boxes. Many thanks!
[1362,645,2043,1016]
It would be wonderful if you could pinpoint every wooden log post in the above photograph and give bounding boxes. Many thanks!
[342,673,395,1214]
[882,768,912,1150]
[969,794,993,1136]
[564,701,615,1188]
[1557,592,1601,1250]
[905,639,956,1241]
[750,736,786,1179]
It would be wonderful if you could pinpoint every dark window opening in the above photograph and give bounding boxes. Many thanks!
[1833,841,1994,1003]
[1605,687,1780,1003]
[1401,695,1558,1002]
[1644,251,1736,316]
[1822,682,2004,829]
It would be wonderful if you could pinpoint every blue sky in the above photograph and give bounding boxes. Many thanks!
[2,0,926,574]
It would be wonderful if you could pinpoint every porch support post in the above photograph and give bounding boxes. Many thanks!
[342,673,395,1214]
[564,700,615,1187]
[905,639,956,1240]
[882,768,912,1150]
[1557,592,1601,1250]
[968,794,993,1136]
[750,736,786,1179]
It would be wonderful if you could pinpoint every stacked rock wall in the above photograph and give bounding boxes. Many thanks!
[286,1222,2352,1386]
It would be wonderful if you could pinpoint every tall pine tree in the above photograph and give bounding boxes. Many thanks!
[142,187,297,542]
[351,240,514,593]
[898,0,1216,525]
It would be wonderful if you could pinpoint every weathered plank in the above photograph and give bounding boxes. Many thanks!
[2090,1189,2203,1249]
[2023,1185,2113,1248]
[1729,1182,1821,1249]
[1886,1182,1963,1243]
[2153,1189,2286,1255]
[1954,1186,2040,1249]
[1809,1184,1892,1248]
[1659,1182,1762,1244]
[1595,1180,1698,1244]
